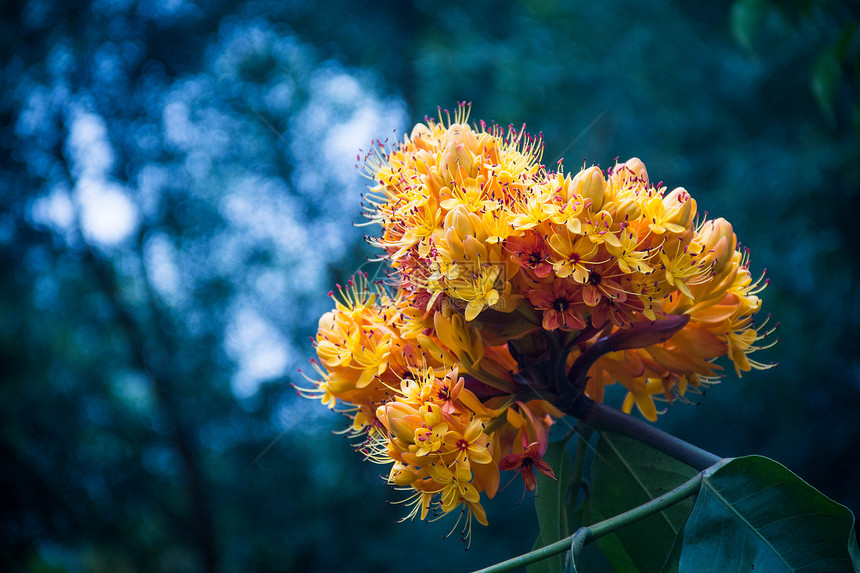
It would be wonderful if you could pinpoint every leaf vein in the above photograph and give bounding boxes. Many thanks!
[603,432,678,534]
[701,478,794,570]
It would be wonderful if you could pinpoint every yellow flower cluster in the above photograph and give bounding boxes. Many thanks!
[299,273,558,542]
[299,104,772,540]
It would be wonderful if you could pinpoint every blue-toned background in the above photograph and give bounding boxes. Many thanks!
[2,0,858,571]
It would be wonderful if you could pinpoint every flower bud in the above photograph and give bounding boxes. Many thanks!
[434,308,484,367]
[410,123,434,151]
[317,311,337,333]
[389,463,419,486]
[441,124,480,165]
[698,218,737,274]
[611,157,648,187]
[609,315,690,351]
[614,197,642,221]
[477,132,499,163]
[623,157,648,182]
[572,166,606,211]
[419,403,444,426]
[441,123,470,148]
[444,205,480,243]
[457,123,481,154]
[662,187,697,230]
[381,402,419,444]
[440,140,474,184]
[410,122,432,140]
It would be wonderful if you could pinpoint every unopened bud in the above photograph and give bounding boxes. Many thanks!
[613,157,648,184]
[441,123,478,152]
[699,218,736,274]
[444,205,478,240]
[389,463,418,486]
[477,132,499,163]
[615,197,642,221]
[609,315,690,351]
[419,403,444,426]
[410,122,432,140]
[460,124,481,154]
[382,402,419,444]
[663,187,697,230]
[317,311,336,332]
[573,166,606,211]
[441,140,474,184]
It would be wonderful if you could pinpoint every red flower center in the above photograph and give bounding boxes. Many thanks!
[436,385,450,400]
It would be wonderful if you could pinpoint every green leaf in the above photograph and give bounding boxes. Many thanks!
[566,476,617,573]
[659,524,686,573]
[531,439,574,573]
[586,431,698,572]
[849,527,860,571]
[680,455,858,572]
[812,48,842,117]
[576,498,640,573]
[730,0,767,52]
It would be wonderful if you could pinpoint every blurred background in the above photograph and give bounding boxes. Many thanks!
[1,0,858,571]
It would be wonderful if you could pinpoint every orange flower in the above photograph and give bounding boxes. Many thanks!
[499,438,556,492]
[505,230,553,278]
[528,279,587,331]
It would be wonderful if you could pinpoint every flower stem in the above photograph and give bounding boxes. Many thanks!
[569,396,721,471]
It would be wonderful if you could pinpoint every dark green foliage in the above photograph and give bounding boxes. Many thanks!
[530,442,858,572]
[584,433,698,572]
[680,456,858,572]
[527,438,574,573]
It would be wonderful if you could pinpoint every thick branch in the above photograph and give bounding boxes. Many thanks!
[71,219,217,573]
[83,247,218,573]
[563,395,721,471]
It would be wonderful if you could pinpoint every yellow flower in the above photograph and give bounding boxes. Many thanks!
[621,378,665,422]
[511,193,552,231]
[549,229,600,283]
[657,235,708,299]
[413,423,448,457]
[429,461,488,525]
[481,207,515,244]
[443,418,493,466]
[607,227,653,274]
[582,210,622,248]
[642,187,696,235]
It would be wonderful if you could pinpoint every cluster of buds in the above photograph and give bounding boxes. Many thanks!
[298,104,772,542]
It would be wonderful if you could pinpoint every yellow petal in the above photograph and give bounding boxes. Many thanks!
[465,301,483,321]
[468,447,493,465]
[635,393,658,422]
